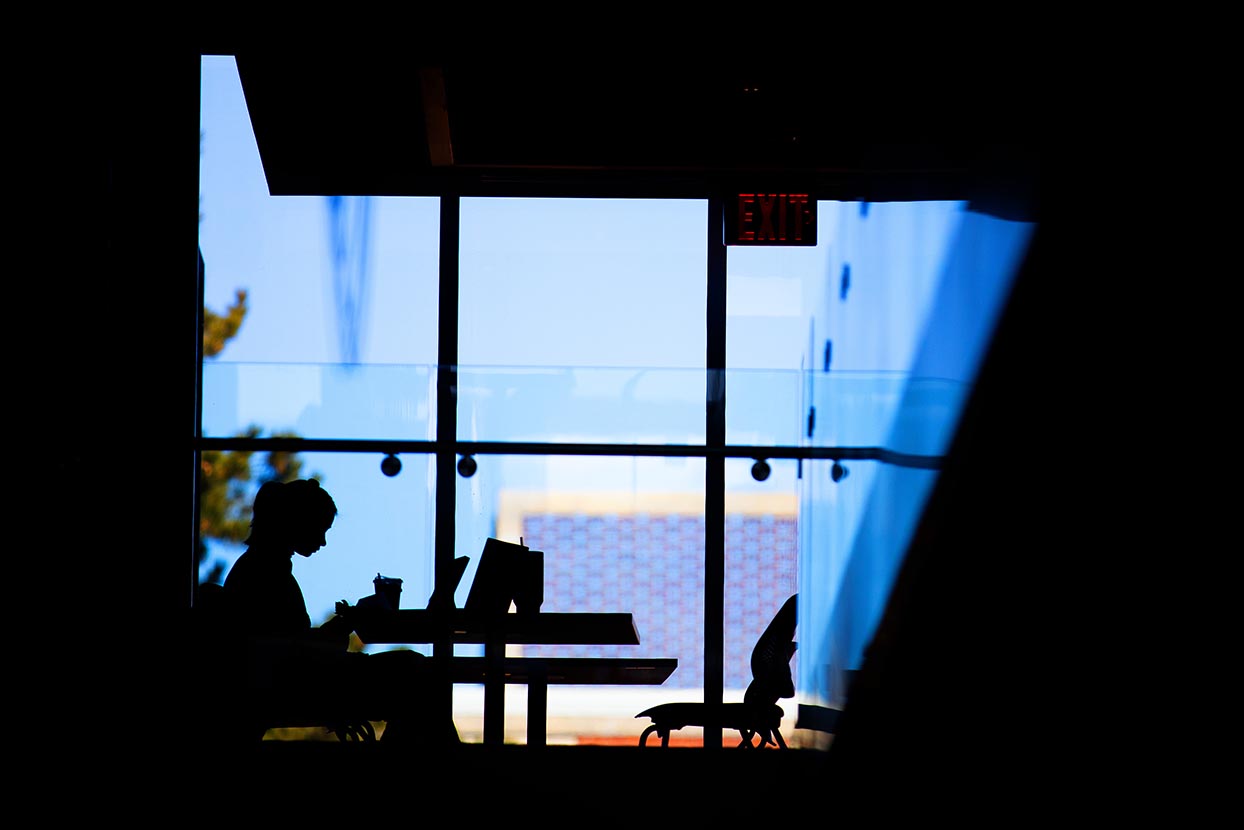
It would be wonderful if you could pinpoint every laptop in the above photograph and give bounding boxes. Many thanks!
[464,537,528,615]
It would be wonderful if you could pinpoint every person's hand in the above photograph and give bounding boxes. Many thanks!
[315,610,354,648]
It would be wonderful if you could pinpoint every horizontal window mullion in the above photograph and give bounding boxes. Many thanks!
[193,437,942,468]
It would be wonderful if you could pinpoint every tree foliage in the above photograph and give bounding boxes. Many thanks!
[203,289,248,358]
[198,287,315,584]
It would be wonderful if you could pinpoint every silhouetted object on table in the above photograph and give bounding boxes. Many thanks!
[636,593,797,748]
[196,478,458,747]
[426,555,470,612]
[464,537,543,615]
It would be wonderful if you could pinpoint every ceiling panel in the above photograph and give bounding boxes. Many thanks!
[234,53,1041,214]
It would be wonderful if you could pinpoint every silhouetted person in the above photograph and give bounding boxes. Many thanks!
[213,478,457,746]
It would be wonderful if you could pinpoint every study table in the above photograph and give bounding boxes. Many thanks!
[354,609,677,746]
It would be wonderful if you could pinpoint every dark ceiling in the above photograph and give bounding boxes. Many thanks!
[234,53,1042,217]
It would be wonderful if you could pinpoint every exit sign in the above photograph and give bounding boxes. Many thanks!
[726,193,817,246]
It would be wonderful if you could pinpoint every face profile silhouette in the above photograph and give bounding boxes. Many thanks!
[247,478,338,558]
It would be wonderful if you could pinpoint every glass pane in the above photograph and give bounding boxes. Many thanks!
[457,365,705,445]
[200,55,439,436]
[458,197,707,442]
[451,454,705,746]
[724,457,801,747]
[197,450,436,636]
[201,362,435,441]
[724,367,806,447]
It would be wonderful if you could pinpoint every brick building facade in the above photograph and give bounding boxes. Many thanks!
[498,492,798,691]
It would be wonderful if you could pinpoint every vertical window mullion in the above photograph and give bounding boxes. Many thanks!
[705,196,727,749]
[433,194,460,745]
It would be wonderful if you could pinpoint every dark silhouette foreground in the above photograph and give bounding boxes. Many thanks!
[194,478,458,747]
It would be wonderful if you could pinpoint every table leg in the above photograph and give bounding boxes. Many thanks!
[527,663,547,747]
[432,647,455,749]
[484,636,504,746]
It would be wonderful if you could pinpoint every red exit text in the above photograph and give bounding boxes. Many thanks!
[728,193,817,246]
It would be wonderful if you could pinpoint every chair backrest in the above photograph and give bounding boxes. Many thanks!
[193,583,237,635]
[190,582,246,684]
[743,593,797,708]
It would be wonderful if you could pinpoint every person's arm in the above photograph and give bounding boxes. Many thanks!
[310,601,355,648]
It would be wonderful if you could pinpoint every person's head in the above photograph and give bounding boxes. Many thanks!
[246,478,338,556]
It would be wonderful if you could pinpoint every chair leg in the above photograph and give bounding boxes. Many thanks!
[331,721,377,742]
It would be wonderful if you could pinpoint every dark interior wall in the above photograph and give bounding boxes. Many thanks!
[130,50,202,727]
[824,220,1061,807]
[107,50,202,611]
[47,49,203,740]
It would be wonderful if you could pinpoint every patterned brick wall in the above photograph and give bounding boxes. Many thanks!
[517,510,797,689]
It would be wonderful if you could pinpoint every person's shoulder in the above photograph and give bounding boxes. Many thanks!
[222,549,260,586]
[224,548,251,570]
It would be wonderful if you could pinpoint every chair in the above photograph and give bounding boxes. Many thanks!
[636,593,797,749]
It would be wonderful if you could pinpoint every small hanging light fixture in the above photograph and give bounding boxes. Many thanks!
[380,453,402,477]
